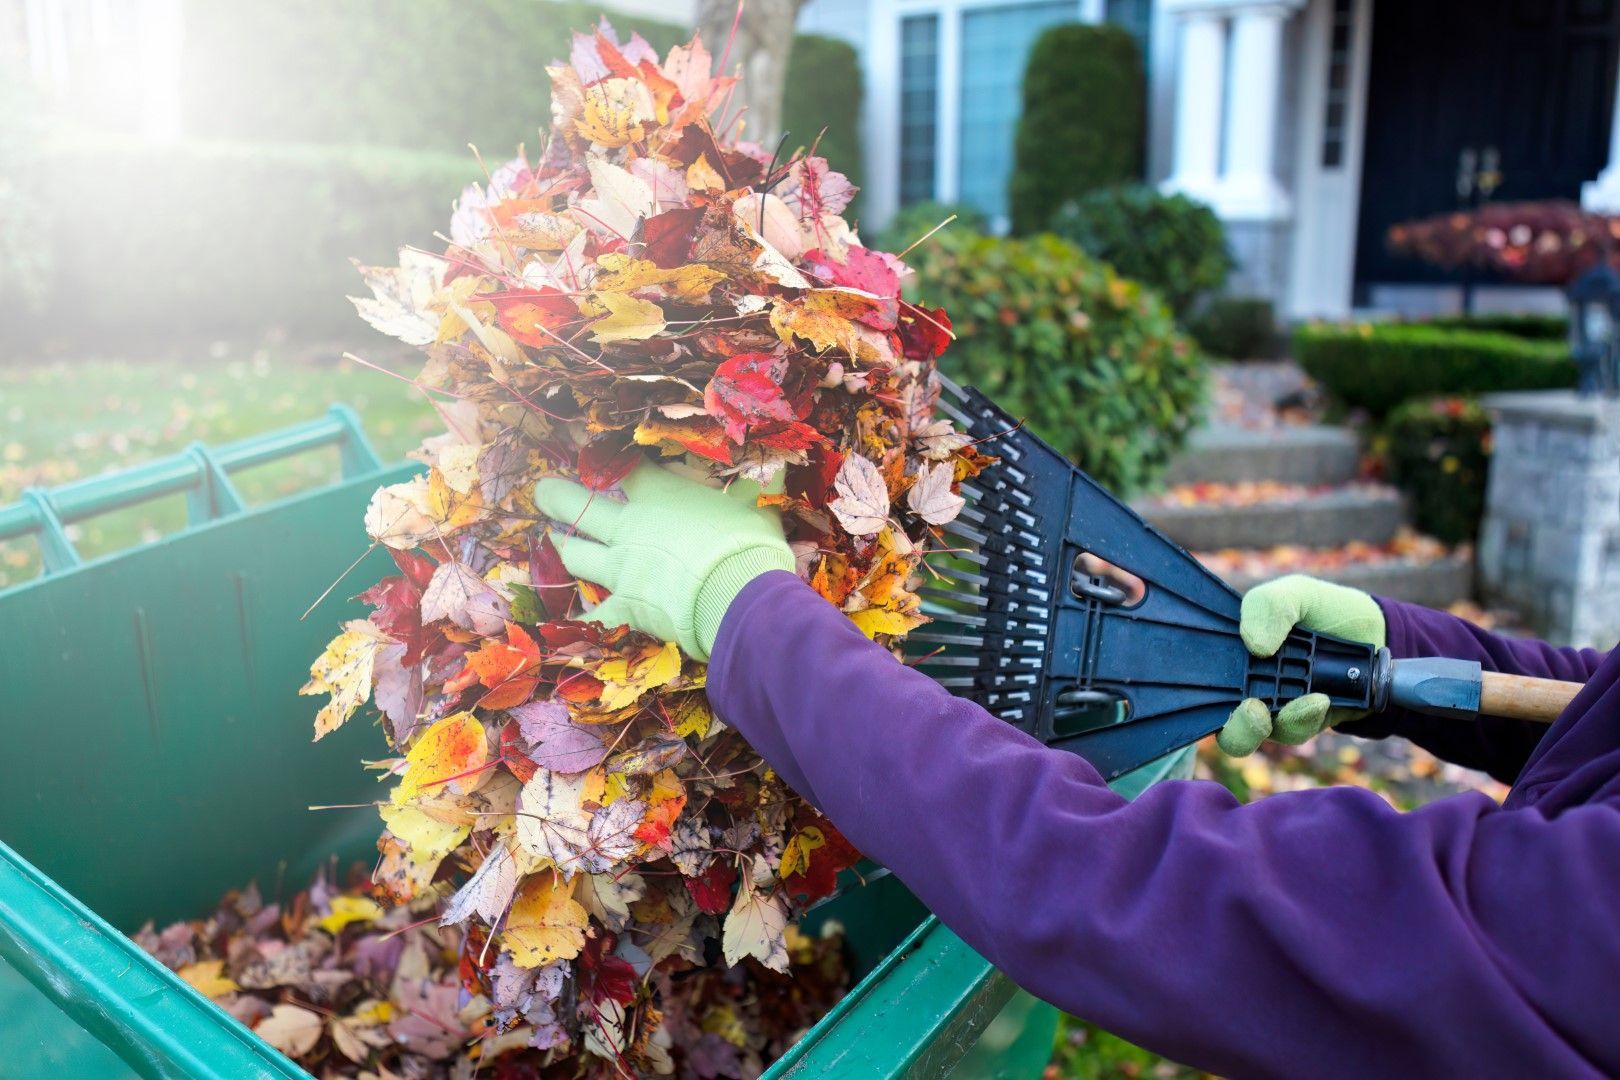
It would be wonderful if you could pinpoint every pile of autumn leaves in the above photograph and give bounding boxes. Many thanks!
[139,873,850,1076]
[284,19,982,1077]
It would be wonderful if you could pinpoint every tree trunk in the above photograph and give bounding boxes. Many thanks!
[694,0,806,148]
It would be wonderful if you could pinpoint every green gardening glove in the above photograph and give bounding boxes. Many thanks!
[534,461,795,661]
[1217,574,1387,757]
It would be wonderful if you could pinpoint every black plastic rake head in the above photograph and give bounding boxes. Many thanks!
[908,379,1380,779]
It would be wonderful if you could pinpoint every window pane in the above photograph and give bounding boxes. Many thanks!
[900,14,941,206]
[957,2,1077,224]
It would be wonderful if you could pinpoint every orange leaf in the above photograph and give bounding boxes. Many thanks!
[395,712,488,802]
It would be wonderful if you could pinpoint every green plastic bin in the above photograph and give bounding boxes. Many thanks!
[0,409,1192,1078]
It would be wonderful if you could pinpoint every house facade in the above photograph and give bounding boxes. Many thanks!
[799,0,1620,320]
[19,0,1620,321]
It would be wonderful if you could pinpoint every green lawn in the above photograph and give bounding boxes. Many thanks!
[0,348,438,588]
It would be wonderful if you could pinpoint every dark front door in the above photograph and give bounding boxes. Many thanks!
[1354,0,1620,296]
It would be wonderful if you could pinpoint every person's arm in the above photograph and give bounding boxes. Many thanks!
[1336,597,1607,783]
[710,572,1620,1079]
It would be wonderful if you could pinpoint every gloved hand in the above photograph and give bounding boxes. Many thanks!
[1217,574,1387,756]
[533,461,795,661]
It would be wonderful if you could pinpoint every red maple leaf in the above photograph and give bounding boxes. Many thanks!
[578,433,643,490]
[684,860,737,914]
[703,352,797,443]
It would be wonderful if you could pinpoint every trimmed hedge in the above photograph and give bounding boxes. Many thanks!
[1381,396,1491,545]
[1010,24,1144,235]
[1422,312,1568,341]
[1050,185,1231,316]
[1294,322,1575,418]
[907,231,1205,495]
[28,138,471,341]
[783,35,865,220]
[180,1,686,155]
[1186,297,1277,360]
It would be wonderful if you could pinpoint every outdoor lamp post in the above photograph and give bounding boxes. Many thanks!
[1567,262,1620,396]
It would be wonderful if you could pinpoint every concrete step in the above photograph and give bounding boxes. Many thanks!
[1164,424,1361,487]
[1137,483,1404,551]
[1213,550,1475,608]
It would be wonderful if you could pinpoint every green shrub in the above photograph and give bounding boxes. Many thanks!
[1422,312,1568,341]
[783,35,865,220]
[1186,297,1277,360]
[1010,24,1144,236]
[1294,322,1575,418]
[907,232,1205,495]
[27,137,471,342]
[870,201,988,257]
[1051,186,1231,316]
[180,1,686,154]
[1381,397,1491,545]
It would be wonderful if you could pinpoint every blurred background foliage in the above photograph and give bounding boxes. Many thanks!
[907,230,1205,495]
[4,1,874,348]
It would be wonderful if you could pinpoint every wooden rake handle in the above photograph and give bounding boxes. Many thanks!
[1479,672,1584,724]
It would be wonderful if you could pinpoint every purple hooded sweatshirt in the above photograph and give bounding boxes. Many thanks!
[706,571,1619,1079]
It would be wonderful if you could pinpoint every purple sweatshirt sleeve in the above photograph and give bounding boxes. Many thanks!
[708,572,1620,1079]
[1336,598,1607,783]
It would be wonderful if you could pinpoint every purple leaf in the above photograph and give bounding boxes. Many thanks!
[509,701,609,774]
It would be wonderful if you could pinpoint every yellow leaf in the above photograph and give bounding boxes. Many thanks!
[595,641,683,711]
[603,770,634,805]
[668,694,713,739]
[587,292,666,343]
[849,605,926,639]
[427,466,484,532]
[769,290,893,363]
[350,999,394,1026]
[378,802,470,863]
[593,253,726,302]
[317,895,384,936]
[687,153,726,193]
[779,826,827,879]
[504,871,589,967]
[302,622,385,740]
[394,712,488,803]
[574,77,652,147]
[177,959,238,1000]
[702,1004,748,1047]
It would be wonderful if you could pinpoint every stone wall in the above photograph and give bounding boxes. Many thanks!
[1478,391,1620,648]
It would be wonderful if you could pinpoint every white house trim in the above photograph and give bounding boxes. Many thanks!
[1286,0,1372,318]
[1583,55,1620,212]
[1159,0,1305,223]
